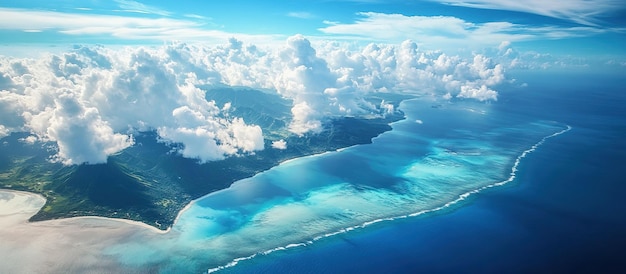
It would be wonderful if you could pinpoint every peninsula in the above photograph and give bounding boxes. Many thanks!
[0,88,409,229]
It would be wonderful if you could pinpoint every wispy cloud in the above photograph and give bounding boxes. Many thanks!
[0,8,282,44]
[184,14,210,20]
[0,8,192,35]
[113,0,171,16]
[426,0,624,26]
[287,12,316,19]
[321,0,385,3]
[318,12,613,48]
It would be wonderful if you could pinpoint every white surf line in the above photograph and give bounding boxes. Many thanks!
[207,124,572,273]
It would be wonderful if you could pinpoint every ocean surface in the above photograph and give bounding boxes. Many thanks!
[218,71,626,273]
[0,70,624,273]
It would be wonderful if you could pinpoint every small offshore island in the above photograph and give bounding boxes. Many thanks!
[0,88,409,229]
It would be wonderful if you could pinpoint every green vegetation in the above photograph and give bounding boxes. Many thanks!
[0,88,409,229]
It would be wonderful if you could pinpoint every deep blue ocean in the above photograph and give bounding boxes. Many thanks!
[217,71,626,273]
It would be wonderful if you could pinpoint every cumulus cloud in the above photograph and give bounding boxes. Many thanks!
[485,41,600,70]
[457,85,498,101]
[157,104,264,163]
[0,44,265,165]
[43,92,134,165]
[271,139,287,150]
[0,35,511,165]
[18,135,37,144]
[0,125,9,139]
[379,100,395,115]
[272,35,375,135]
[157,117,263,163]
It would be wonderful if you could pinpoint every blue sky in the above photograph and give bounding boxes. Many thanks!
[1,0,625,56]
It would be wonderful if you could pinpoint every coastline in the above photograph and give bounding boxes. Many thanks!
[0,93,573,273]
[0,103,572,273]
[0,188,46,203]
[0,188,171,234]
[207,123,572,273]
[0,95,579,273]
[0,108,408,233]
[0,189,46,221]
[0,110,405,231]
[171,110,409,229]
[0,106,411,273]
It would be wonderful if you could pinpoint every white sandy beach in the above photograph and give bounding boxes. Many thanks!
[0,189,162,273]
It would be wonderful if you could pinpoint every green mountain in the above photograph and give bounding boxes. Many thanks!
[0,88,408,229]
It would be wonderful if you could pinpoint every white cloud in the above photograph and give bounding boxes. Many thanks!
[498,41,511,51]
[271,139,287,150]
[287,12,315,19]
[40,91,134,165]
[0,8,192,33]
[204,36,508,129]
[0,125,9,138]
[184,14,210,20]
[0,43,267,165]
[0,8,284,45]
[457,84,498,101]
[159,118,263,163]
[157,126,224,162]
[289,101,323,135]
[0,35,516,164]
[113,0,172,16]
[485,42,604,70]
[379,100,395,115]
[275,35,350,134]
[426,0,624,26]
[19,135,37,144]
[318,12,613,49]
[0,6,618,52]
[158,108,263,163]
[227,118,264,153]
